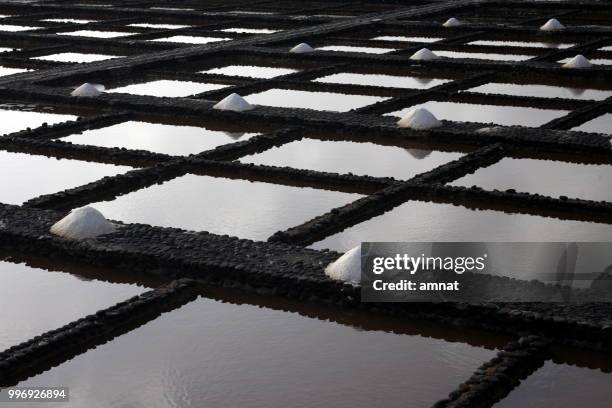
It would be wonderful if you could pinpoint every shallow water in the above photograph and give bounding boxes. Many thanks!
[91,174,361,239]
[0,108,75,134]
[240,138,463,179]
[201,65,297,78]
[572,113,612,134]
[371,35,442,43]
[311,201,612,252]
[59,121,257,155]
[42,18,94,24]
[468,82,612,100]
[435,51,532,61]
[0,260,146,350]
[0,66,29,76]
[12,295,496,408]
[317,45,395,54]
[0,151,131,205]
[245,88,387,112]
[33,52,120,63]
[0,24,39,32]
[494,361,612,408]
[128,23,190,29]
[62,30,133,38]
[469,40,574,48]
[388,101,567,127]
[314,72,449,88]
[451,158,612,202]
[150,35,230,44]
[108,80,227,97]
[219,27,279,34]
[0,47,13,53]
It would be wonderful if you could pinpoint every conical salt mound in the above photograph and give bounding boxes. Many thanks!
[443,17,462,27]
[213,93,253,112]
[540,18,565,31]
[324,245,361,285]
[397,108,442,130]
[409,48,439,61]
[562,55,593,68]
[50,206,116,239]
[71,83,105,97]
[290,42,314,53]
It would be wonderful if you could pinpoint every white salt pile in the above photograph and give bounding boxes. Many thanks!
[409,48,439,61]
[50,206,116,239]
[397,108,442,130]
[212,93,253,112]
[289,43,314,53]
[540,18,565,31]
[71,83,105,97]
[324,245,361,285]
[443,17,462,27]
[562,55,593,68]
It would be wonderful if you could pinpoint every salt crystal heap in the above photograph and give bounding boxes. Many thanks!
[397,108,442,130]
[289,42,314,53]
[562,55,593,68]
[50,206,116,239]
[540,18,565,31]
[324,245,361,285]
[71,83,105,97]
[409,48,439,61]
[212,93,253,112]
[442,17,462,27]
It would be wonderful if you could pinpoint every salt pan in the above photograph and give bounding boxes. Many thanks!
[290,43,314,53]
[397,108,442,130]
[540,18,565,31]
[50,206,116,239]
[212,93,253,112]
[409,48,439,61]
[562,55,593,68]
[324,245,361,284]
[443,17,462,27]
[71,83,104,97]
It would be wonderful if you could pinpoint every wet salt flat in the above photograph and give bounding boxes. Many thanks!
[0,260,146,350]
[572,113,612,134]
[0,151,131,205]
[33,52,120,63]
[13,295,496,408]
[494,362,612,408]
[311,201,612,253]
[240,138,463,179]
[128,23,190,29]
[0,66,29,76]
[0,24,40,31]
[451,158,612,202]
[90,174,361,240]
[314,72,449,88]
[58,121,257,156]
[219,27,279,34]
[372,36,442,42]
[317,45,395,54]
[435,51,532,61]
[0,108,76,134]
[467,82,612,100]
[201,65,297,78]
[387,101,567,127]
[246,89,387,112]
[468,40,574,48]
[150,35,230,44]
[42,18,95,24]
[108,80,227,97]
[62,30,134,38]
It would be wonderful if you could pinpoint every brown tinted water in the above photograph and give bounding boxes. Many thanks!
[90,174,362,240]
[108,80,227,97]
[245,89,388,112]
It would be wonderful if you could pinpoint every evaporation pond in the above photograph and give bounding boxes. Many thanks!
[14,295,496,408]
[62,30,133,38]
[0,67,29,76]
[201,65,297,78]
[59,121,257,156]
[494,361,612,408]
[571,113,612,134]
[0,151,131,204]
[0,24,40,31]
[108,80,227,97]
[468,82,612,100]
[388,101,567,127]
[33,52,120,63]
[219,27,279,33]
[317,45,395,54]
[314,73,449,88]
[468,40,573,48]
[246,89,387,112]
[451,158,612,202]
[0,260,145,349]
[150,35,230,44]
[311,201,612,252]
[240,138,463,179]
[90,174,361,240]
[372,36,443,42]
[0,108,76,134]
[435,51,531,61]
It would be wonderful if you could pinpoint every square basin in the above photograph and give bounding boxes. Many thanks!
[240,138,463,180]
[219,27,279,34]
[90,174,361,240]
[0,260,146,350]
[0,24,40,31]
[62,30,133,38]
[245,89,387,112]
[571,113,612,134]
[150,35,230,44]
[201,65,297,78]
[467,82,612,100]
[58,121,258,156]
[0,107,76,134]
[0,151,131,205]
[42,18,95,24]
[314,72,449,89]
[311,201,612,253]
[451,158,612,202]
[372,36,443,42]
[16,295,496,408]
[387,101,568,127]
[317,45,395,54]
[108,80,227,97]
[33,52,120,63]
[435,51,532,61]
[128,23,190,29]
[0,66,29,76]
[469,40,574,48]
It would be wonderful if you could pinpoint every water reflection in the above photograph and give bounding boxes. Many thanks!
[33,52,120,63]
[468,82,612,101]
[0,24,40,31]
[317,45,395,54]
[372,36,442,43]
[128,23,190,29]
[219,28,279,34]
[0,107,76,134]
[62,30,133,38]
[314,72,449,89]
[108,80,227,97]
[201,65,297,78]
[435,50,531,61]
[150,35,230,44]
[571,114,612,134]
[0,66,29,76]
[469,40,574,48]
[245,89,388,112]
